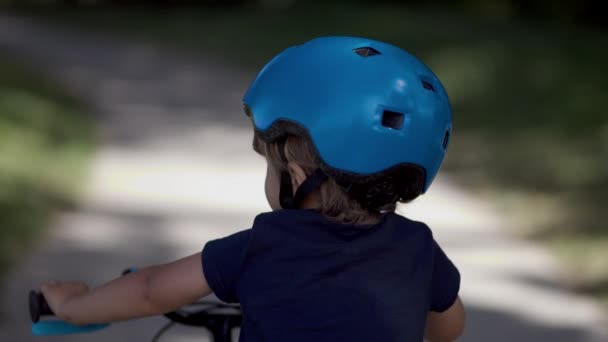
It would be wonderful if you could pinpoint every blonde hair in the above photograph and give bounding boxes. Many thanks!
[253,133,396,225]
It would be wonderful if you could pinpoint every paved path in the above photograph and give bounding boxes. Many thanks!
[0,13,607,342]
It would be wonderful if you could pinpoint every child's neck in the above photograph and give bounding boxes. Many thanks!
[299,193,321,210]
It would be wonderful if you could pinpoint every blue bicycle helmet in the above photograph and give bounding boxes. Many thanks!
[244,36,452,209]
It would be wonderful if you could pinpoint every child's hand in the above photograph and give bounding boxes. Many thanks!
[40,281,89,322]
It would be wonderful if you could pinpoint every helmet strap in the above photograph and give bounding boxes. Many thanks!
[279,171,295,209]
[276,137,328,209]
[279,168,328,209]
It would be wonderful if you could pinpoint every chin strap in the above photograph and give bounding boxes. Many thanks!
[276,137,328,209]
[280,168,328,209]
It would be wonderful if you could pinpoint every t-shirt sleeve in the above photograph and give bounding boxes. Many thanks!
[202,229,251,303]
[429,239,461,312]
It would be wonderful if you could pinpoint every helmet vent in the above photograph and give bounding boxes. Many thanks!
[381,110,404,130]
[422,80,435,92]
[442,130,450,150]
[353,47,381,57]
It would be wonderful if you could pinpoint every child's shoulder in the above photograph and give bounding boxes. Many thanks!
[249,210,323,235]
[252,209,316,225]
[385,212,434,239]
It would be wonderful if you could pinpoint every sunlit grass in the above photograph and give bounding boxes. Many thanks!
[548,236,608,306]
[0,55,94,273]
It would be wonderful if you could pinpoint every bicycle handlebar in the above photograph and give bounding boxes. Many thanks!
[29,290,110,336]
[28,267,241,341]
[27,269,138,336]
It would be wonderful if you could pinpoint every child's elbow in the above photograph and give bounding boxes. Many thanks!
[425,297,465,341]
[141,266,172,315]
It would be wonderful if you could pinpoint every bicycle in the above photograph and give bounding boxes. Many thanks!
[28,268,242,342]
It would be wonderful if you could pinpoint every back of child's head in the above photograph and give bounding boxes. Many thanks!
[245,37,452,223]
[254,133,412,225]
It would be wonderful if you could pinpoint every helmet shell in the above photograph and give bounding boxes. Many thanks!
[243,36,452,192]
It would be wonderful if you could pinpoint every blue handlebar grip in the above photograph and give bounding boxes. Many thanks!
[29,267,136,336]
[32,321,110,336]
[29,290,111,336]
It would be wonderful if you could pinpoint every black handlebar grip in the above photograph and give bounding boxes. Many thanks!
[29,290,54,323]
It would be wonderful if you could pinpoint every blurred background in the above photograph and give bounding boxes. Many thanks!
[0,0,607,341]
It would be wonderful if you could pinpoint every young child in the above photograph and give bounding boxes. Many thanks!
[40,36,464,341]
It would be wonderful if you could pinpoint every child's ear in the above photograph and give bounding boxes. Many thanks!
[287,162,308,192]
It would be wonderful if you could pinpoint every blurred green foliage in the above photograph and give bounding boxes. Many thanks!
[0,55,93,273]
[1,0,607,29]
[26,2,608,303]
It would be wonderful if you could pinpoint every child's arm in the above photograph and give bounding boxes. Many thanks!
[425,296,465,341]
[40,253,211,326]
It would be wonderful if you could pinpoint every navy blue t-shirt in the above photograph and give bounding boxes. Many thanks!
[202,209,460,342]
